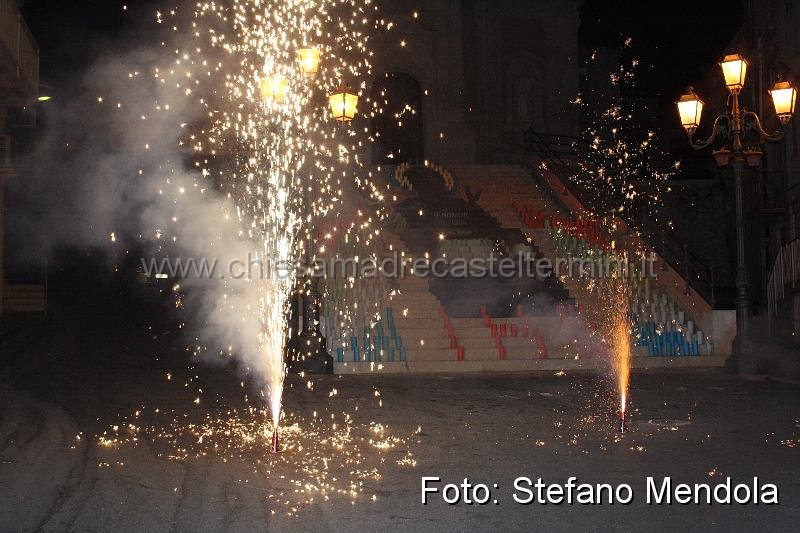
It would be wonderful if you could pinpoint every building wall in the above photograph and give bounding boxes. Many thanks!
[368,0,580,164]
[746,0,800,240]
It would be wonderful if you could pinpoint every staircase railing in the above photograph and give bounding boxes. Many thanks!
[0,0,39,93]
[767,238,800,319]
[524,129,722,308]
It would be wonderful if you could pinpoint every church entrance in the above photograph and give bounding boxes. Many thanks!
[370,72,424,165]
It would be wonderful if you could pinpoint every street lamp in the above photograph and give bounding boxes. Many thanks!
[328,87,358,122]
[719,54,748,94]
[297,48,321,78]
[677,53,795,373]
[296,83,357,374]
[676,88,704,134]
[260,74,289,104]
[769,80,797,125]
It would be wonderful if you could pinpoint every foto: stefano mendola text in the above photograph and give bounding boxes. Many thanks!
[421,476,779,505]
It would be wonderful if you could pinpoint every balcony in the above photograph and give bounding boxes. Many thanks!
[0,0,38,104]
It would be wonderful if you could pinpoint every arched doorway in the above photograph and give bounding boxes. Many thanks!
[371,72,424,165]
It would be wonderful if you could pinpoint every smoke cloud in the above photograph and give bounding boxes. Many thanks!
[12,25,271,388]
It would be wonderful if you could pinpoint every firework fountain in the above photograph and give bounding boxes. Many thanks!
[609,280,632,433]
[565,42,682,433]
[165,0,385,446]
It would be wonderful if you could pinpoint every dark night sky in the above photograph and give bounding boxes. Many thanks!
[579,0,745,97]
[21,0,163,90]
[20,0,744,99]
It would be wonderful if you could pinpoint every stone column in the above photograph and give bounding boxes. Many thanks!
[0,108,7,313]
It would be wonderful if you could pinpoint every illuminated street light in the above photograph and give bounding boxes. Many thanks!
[297,48,321,78]
[328,87,358,122]
[719,53,748,94]
[769,80,797,125]
[676,88,704,134]
[676,53,795,374]
[260,74,289,104]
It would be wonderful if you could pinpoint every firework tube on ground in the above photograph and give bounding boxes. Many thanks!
[271,426,281,453]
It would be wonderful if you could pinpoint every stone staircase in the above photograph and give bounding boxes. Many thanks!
[450,165,553,228]
[396,166,571,317]
[452,165,728,369]
[334,175,574,374]
[335,164,727,373]
[335,239,576,374]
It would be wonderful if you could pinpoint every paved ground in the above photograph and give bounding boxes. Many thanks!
[1,306,799,532]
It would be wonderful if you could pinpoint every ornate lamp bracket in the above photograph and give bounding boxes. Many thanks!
[687,114,730,150]
[742,111,786,143]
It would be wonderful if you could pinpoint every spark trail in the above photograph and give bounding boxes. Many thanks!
[153,0,389,427]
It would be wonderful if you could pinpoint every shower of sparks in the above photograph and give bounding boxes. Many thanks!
[145,0,403,426]
[609,280,632,420]
[98,398,418,515]
[573,38,679,223]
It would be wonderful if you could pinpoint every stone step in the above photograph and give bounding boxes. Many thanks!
[404,337,453,350]
[459,336,543,349]
[393,317,447,329]
[461,345,571,361]
[386,296,441,307]
[339,341,571,363]
[395,277,431,290]
[384,305,441,316]
[404,347,458,361]
[388,308,441,319]
[389,326,449,338]
[448,317,562,337]
[334,355,728,374]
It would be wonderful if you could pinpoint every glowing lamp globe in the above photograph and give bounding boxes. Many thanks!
[297,48,321,78]
[260,75,289,104]
[720,54,748,94]
[769,80,797,124]
[676,88,704,134]
[328,88,358,122]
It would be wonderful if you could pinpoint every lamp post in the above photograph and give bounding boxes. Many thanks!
[297,86,358,373]
[677,54,796,373]
[291,86,359,373]
[261,50,360,373]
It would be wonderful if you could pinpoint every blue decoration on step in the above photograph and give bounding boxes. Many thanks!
[350,336,360,362]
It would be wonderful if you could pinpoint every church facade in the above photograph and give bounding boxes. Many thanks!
[367,0,580,165]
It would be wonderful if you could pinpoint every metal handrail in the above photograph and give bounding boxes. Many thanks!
[767,238,800,318]
[524,129,720,308]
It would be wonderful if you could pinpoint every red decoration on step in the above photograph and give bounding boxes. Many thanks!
[510,323,518,337]
[498,346,506,360]
[500,324,507,337]
[535,334,548,359]
[538,344,548,359]
[457,346,465,361]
